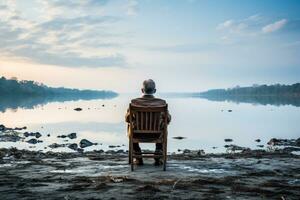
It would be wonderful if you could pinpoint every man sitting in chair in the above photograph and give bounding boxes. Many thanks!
[125,79,171,165]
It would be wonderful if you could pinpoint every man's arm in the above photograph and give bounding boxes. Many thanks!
[167,111,171,124]
[125,108,130,123]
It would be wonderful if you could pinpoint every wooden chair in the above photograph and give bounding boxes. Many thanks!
[128,103,168,171]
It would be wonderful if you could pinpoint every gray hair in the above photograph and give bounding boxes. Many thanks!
[142,79,156,94]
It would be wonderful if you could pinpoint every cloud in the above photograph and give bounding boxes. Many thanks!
[216,20,234,30]
[262,19,287,33]
[144,42,224,53]
[126,0,138,16]
[216,15,262,35]
[0,0,128,68]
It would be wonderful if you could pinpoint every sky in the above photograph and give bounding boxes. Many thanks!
[0,0,300,92]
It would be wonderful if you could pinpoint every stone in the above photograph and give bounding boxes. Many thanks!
[80,139,95,148]
[0,134,22,142]
[74,108,82,111]
[68,143,78,151]
[68,133,77,139]
[172,136,186,140]
[224,138,233,142]
[183,149,191,154]
[26,138,42,144]
[24,132,42,138]
[116,149,125,154]
[48,143,66,148]
[0,124,5,131]
[57,133,76,139]
[77,148,84,153]
[108,145,121,148]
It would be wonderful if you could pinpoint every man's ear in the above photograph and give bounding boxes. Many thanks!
[141,88,145,93]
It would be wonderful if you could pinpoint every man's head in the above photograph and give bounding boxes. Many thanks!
[142,79,156,95]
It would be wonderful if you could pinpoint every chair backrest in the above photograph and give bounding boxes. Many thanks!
[129,103,168,133]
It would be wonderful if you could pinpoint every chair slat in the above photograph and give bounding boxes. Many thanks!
[136,111,139,130]
[145,112,148,130]
[149,112,152,130]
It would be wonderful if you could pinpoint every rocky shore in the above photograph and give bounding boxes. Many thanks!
[0,147,300,200]
[1,124,300,199]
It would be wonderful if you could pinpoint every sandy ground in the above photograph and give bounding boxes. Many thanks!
[0,148,299,200]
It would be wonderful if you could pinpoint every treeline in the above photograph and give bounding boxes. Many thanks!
[0,76,118,98]
[199,83,300,97]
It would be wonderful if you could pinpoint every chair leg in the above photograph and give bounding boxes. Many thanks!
[128,139,132,164]
[130,138,134,171]
[163,140,167,171]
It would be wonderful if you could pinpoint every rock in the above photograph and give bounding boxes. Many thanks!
[225,144,250,152]
[68,143,78,151]
[93,149,104,153]
[79,139,96,148]
[47,134,50,137]
[255,139,261,143]
[172,136,186,140]
[267,138,280,145]
[212,147,218,149]
[183,149,191,154]
[182,149,205,156]
[116,149,125,154]
[282,147,300,153]
[0,124,5,131]
[228,110,232,112]
[68,133,77,139]
[57,133,77,139]
[74,108,82,111]
[108,145,120,148]
[102,104,105,107]
[14,126,27,130]
[105,150,116,154]
[296,138,300,146]
[48,143,66,149]
[257,145,264,148]
[24,132,42,138]
[26,138,42,144]
[77,148,84,153]
[267,138,299,147]
[0,134,22,142]
[224,138,233,142]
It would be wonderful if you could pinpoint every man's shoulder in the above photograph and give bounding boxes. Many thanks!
[131,96,167,106]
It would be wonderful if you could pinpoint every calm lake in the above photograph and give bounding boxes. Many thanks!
[1,94,299,153]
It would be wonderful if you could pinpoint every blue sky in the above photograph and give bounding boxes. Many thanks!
[0,0,299,92]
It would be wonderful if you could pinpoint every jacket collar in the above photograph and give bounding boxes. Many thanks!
[142,94,154,98]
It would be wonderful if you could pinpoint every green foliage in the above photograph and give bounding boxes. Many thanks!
[200,83,300,97]
[0,76,118,98]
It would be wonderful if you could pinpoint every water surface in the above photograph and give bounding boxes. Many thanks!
[1,94,299,153]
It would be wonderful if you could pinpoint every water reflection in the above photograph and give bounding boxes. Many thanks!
[0,94,118,113]
[194,94,300,107]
